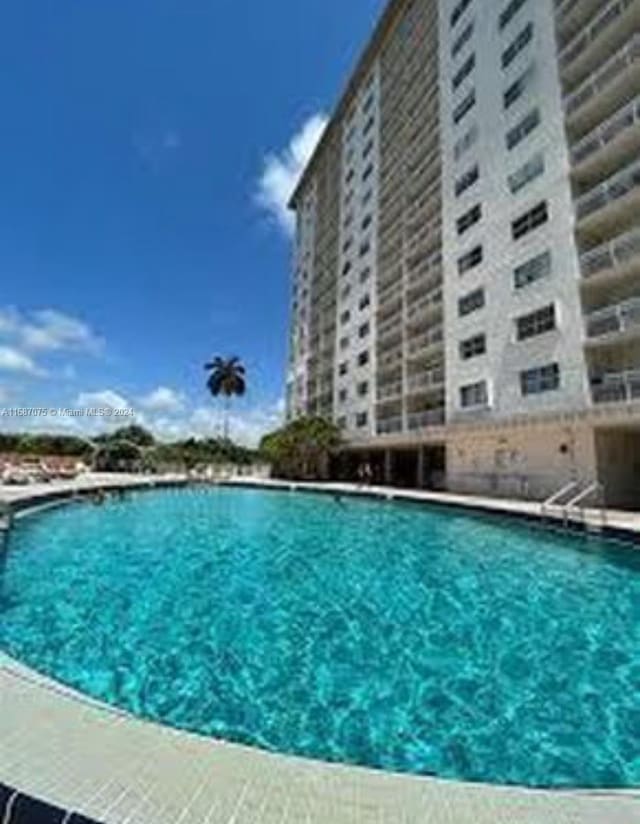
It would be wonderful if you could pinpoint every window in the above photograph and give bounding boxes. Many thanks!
[360,267,371,284]
[454,123,479,161]
[363,116,375,135]
[338,388,348,403]
[360,240,371,257]
[357,381,369,397]
[504,63,534,109]
[457,203,482,235]
[356,412,369,428]
[363,93,375,114]
[340,285,351,300]
[512,200,548,240]
[358,350,370,367]
[339,362,348,376]
[452,20,474,58]
[506,107,540,150]
[459,287,485,316]
[345,168,355,184]
[339,336,349,350]
[362,189,373,207]
[502,22,533,68]
[362,163,374,182]
[460,333,487,360]
[451,0,473,28]
[499,0,529,30]
[455,164,479,197]
[514,250,551,289]
[453,53,476,90]
[359,322,370,339]
[337,416,347,430]
[343,236,353,253]
[363,139,374,160]
[458,245,483,274]
[361,214,373,231]
[516,304,556,341]
[359,293,371,310]
[508,152,544,194]
[340,310,351,324]
[460,380,488,408]
[342,261,352,276]
[520,363,560,396]
[454,89,476,124]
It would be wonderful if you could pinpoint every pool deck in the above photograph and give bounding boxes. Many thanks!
[1,475,639,823]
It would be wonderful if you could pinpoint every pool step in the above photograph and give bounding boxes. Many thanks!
[0,783,105,824]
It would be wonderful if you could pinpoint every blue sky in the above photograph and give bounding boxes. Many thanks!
[0,0,386,443]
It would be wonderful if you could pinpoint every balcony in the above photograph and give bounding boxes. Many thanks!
[407,408,446,431]
[585,296,640,341]
[406,251,443,292]
[591,369,640,403]
[559,0,640,90]
[377,416,404,436]
[407,288,443,326]
[565,34,640,136]
[570,95,640,178]
[377,343,404,371]
[407,326,444,359]
[580,226,640,281]
[555,0,603,45]
[575,157,640,231]
[378,317,404,349]
[407,367,445,395]
[377,381,404,402]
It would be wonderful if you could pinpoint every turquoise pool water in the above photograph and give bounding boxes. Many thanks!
[1,487,639,788]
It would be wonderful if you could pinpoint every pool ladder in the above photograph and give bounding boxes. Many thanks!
[541,480,607,532]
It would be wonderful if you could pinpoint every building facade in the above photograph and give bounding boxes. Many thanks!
[287,0,640,508]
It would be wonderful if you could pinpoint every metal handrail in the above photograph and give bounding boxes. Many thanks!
[564,481,607,530]
[542,480,580,510]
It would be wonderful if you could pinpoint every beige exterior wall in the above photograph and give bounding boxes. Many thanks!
[446,419,598,500]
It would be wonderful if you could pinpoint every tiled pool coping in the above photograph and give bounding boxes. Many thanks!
[1,475,639,823]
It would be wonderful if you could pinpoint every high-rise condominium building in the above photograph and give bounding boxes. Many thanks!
[286,0,640,508]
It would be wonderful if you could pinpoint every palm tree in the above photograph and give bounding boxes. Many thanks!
[204,356,247,440]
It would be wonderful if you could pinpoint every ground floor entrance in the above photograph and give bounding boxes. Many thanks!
[595,426,640,510]
[331,445,446,490]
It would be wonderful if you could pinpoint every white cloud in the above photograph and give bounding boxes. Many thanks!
[76,390,132,412]
[256,113,328,235]
[140,386,185,414]
[0,306,104,357]
[21,309,104,354]
[0,346,44,376]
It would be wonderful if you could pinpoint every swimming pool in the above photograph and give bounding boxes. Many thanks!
[1,486,638,788]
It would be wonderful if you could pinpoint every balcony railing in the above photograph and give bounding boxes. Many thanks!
[407,326,444,356]
[377,416,404,435]
[575,157,640,220]
[408,408,446,430]
[407,289,443,322]
[565,34,640,118]
[580,226,640,278]
[586,296,640,338]
[378,313,403,342]
[560,0,637,75]
[591,369,640,402]
[571,95,640,167]
[407,368,445,393]
[377,381,403,402]
[378,344,404,370]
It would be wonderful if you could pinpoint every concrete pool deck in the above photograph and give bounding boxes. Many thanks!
[1,475,639,823]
